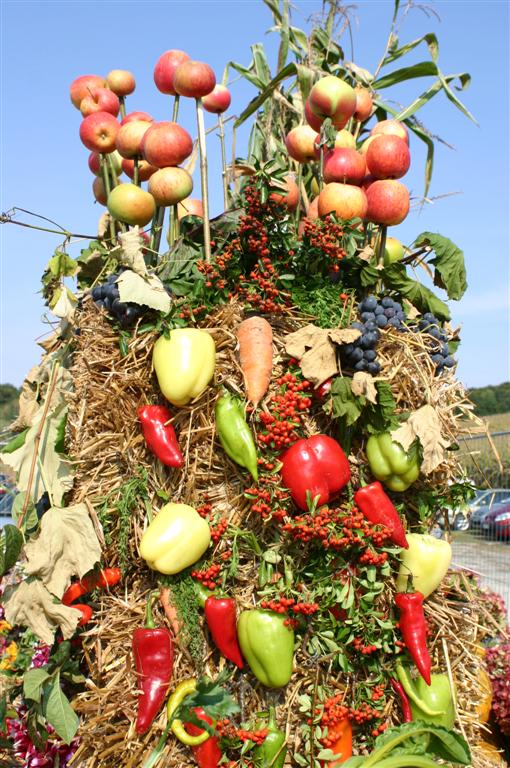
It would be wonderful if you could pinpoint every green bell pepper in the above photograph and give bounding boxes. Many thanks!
[366,433,420,492]
[237,609,294,688]
[215,392,259,481]
[396,662,456,728]
[253,706,287,768]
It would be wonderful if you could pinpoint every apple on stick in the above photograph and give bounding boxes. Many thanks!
[285,125,319,163]
[116,120,152,159]
[80,87,120,117]
[371,119,409,144]
[70,74,105,109]
[106,69,136,97]
[122,158,158,182]
[366,179,410,225]
[353,87,373,122]
[141,121,193,168]
[177,198,203,220]
[318,182,368,220]
[79,112,120,153]
[107,183,156,227]
[323,148,366,185]
[202,84,232,210]
[269,176,300,212]
[154,49,190,95]
[122,111,154,125]
[365,134,410,179]
[89,150,123,177]
[148,167,193,207]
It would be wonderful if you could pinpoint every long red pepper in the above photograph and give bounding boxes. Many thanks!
[204,596,244,668]
[395,592,431,685]
[390,677,413,722]
[132,592,174,734]
[185,708,222,768]
[138,405,184,468]
[354,482,408,549]
[62,567,122,606]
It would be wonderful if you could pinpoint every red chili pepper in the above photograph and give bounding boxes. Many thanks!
[185,707,222,768]
[204,596,244,669]
[354,482,408,549]
[132,592,174,734]
[138,404,184,468]
[390,677,413,722]
[74,604,94,626]
[281,434,351,511]
[62,567,122,606]
[395,592,431,685]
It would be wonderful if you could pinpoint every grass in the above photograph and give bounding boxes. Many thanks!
[483,412,510,433]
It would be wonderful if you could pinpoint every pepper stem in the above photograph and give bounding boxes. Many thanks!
[144,591,160,628]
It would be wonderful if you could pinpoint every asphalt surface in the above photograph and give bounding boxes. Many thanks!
[451,533,510,614]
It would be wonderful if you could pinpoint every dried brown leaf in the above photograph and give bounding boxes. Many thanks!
[285,325,361,386]
[391,404,450,474]
[3,580,80,645]
[358,244,375,262]
[351,372,378,403]
[24,503,102,598]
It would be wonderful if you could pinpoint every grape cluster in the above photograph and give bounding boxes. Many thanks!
[341,295,406,374]
[415,312,455,373]
[91,273,144,328]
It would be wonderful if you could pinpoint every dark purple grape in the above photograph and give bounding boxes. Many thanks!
[376,315,388,328]
[361,332,378,349]
[431,353,444,365]
[381,297,394,308]
[354,359,368,372]
[388,317,401,328]
[364,349,377,362]
[374,305,385,315]
[364,320,377,331]
[367,361,381,374]
[361,312,376,322]
[361,296,378,312]
[352,321,364,332]
[349,347,364,363]
[384,307,395,318]
[423,312,436,324]
[443,356,455,368]
[91,285,103,301]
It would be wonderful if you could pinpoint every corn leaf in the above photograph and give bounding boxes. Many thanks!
[383,32,439,65]
[373,61,438,89]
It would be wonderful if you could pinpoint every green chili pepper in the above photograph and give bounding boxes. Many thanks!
[215,392,258,481]
[253,706,287,768]
[366,433,420,492]
[396,662,456,728]
[237,609,294,688]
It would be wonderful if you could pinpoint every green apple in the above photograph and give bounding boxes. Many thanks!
[384,236,405,265]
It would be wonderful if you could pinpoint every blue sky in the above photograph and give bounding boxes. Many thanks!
[1,0,509,388]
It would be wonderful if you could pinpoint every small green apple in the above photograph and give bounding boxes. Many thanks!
[384,236,405,265]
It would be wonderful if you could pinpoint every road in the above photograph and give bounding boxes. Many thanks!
[451,533,510,614]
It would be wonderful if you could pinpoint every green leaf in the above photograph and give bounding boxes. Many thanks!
[175,673,240,726]
[43,671,79,744]
[370,722,470,766]
[47,251,78,280]
[383,263,450,321]
[11,491,38,533]
[2,428,28,454]
[365,382,399,434]
[234,62,297,127]
[23,668,51,702]
[252,43,272,86]
[383,33,439,65]
[0,524,23,576]
[54,414,67,454]
[360,264,380,288]
[330,378,364,426]
[373,61,438,90]
[395,79,443,122]
[413,232,467,301]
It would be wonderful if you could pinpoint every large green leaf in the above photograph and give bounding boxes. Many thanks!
[251,43,272,86]
[413,232,467,300]
[234,62,297,127]
[43,671,79,744]
[0,524,23,577]
[383,264,450,320]
[384,32,439,65]
[23,668,51,702]
[373,61,438,90]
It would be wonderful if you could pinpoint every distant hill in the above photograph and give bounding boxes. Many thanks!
[0,384,19,430]
[468,382,510,417]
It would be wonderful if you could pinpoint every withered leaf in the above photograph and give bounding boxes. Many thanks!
[119,228,148,276]
[24,503,102,598]
[3,580,80,645]
[351,372,378,404]
[358,244,375,262]
[391,404,450,474]
[285,325,361,386]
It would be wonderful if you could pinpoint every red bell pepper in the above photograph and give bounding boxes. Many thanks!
[204,596,244,668]
[185,708,222,768]
[133,593,174,734]
[138,404,184,468]
[390,677,413,723]
[281,434,350,511]
[354,482,408,549]
[395,591,431,685]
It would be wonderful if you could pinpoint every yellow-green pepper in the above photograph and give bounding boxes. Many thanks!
[396,533,452,598]
[153,328,216,407]
[140,503,210,575]
[366,433,420,492]
[237,609,294,688]
[396,663,456,728]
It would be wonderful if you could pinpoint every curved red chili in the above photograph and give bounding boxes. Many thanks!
[354,482,408,549]
[138,404,184,468]
[395,591,431,685]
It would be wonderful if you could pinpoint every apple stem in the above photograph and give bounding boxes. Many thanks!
[119,97,126,119]
[100,154,116,243]
[107,154,118,189]
[134,157,140,187]
[169,205,179,247]
[195,98,212,263]
[218,113,229,211]
[172,95,180,122]
[150,206,165,257]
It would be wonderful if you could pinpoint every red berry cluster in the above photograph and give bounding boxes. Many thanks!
[301,216,347,272]
[235,728,269,745]
[353,637,379,655]
[236,260,289,315]
[210,518,228,544]
[349,702,383,726]
[196,503,213,518]
[215,719,268,746]
[370,683,386,703]
[257,373,312,450]
[245,477,289,521]
[315,696,350,749]
[177,303,208,321]
[259,596,319,617]
[191,563,221,589]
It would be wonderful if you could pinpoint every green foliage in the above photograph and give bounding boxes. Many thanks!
[0,524,23,576]
[469,382,510,417]
[0,383,19,429]
[383,263,450,321]
[413,232,467,301]
[162,571,206,670]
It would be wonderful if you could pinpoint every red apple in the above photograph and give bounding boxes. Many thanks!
[353,87,373,121]
[365,180,410,225]
[148,167,193,206]
[80,86,120,117]
[318,182,367,220]
[177,198,203,220]
[366,135,410,179]
[202,84,231,114]
[121,110,154,125]
[141,121,193,168]
[121,158,158,182]
[107,183,155,226]
[79,112,120,153]
[70,74,105,109]
[154,49,190,95]
[173,60,216,98]
[285,125,319,163]
[307,197,319,220]
[313,129,356,159]
[308,76,356,126]
[371,119,409,145]
[106,69,136,96]
[269,176,300,211]
[305,98,324,132]
[323,148,367,185]
[116,120,152,158]
[88,150,123,176]
[92,176,108,205]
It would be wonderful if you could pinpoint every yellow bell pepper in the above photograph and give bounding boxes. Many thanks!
[153,328,216,407]
[140,503,210,575]
[396,533,452,598]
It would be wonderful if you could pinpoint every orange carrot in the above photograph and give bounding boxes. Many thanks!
[237,316,273,406]
[159,586,182,639]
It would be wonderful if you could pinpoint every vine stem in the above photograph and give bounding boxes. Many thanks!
[377,224,388,266]
[100,154,116,242]
[0,217,97,240]
[152,207,165,256]
[172,94,180,122]
[218,113,229,210]
[17,362,60,530]
[133,156,140,187]
[196,98,211,263]
[119,96,126,119]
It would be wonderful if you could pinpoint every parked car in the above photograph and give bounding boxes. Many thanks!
[480,501,510,540]
[469,489,510,530]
